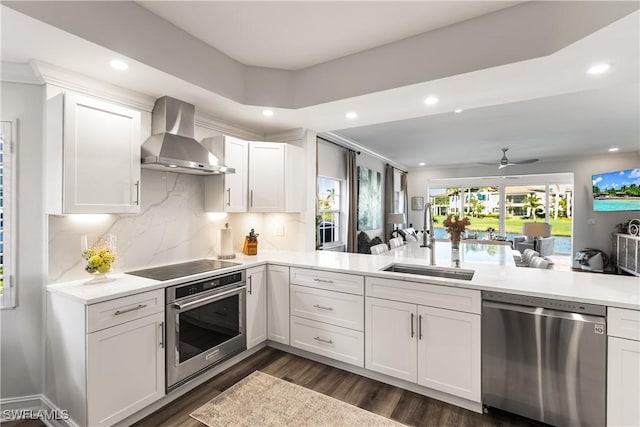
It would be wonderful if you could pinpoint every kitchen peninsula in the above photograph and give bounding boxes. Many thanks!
[45,247,639,426]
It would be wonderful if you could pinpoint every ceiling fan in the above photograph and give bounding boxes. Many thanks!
[479,148,539,169]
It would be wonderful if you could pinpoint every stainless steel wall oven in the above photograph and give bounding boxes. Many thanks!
[166,271,246,391]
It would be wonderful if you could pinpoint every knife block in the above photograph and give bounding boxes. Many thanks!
[242,237,257,255]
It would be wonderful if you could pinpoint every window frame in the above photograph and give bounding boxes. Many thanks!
[0,120,16,309]
[317,176,344,249]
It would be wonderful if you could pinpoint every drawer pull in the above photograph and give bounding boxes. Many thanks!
[114,304,147,316]
[313,304,333,311]
[410,313,415,338]
[313,278,334,284]
[314,336,333,344]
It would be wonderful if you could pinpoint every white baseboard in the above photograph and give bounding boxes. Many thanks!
[0,394,77,427]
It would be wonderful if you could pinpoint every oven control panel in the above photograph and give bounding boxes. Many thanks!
[175,272,244,299]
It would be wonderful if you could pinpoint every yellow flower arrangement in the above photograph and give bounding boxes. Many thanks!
[82,237,116,274]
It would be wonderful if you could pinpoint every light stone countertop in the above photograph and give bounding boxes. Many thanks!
[47,242,640,310]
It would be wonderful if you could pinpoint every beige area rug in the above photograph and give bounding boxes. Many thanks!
[190,371,405,427]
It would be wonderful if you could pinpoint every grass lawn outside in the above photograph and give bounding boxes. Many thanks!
[433,215,572,237]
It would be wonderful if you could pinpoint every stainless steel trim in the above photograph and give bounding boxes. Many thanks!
[483,301,606,325]
[314,336,333,344]
[171,286,246,311]
[482,291,605,316]
[313,304,333,311]
[410,312,415,338]
[313,278,334,284]
[418,314,423,340]
[114,304,146,315]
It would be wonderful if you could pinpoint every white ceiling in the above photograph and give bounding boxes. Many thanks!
[1,2,638,170]
[137,1,520,70]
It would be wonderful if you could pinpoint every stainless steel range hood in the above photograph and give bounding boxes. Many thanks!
[141,97,234,175]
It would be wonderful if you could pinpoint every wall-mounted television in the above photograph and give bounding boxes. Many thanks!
[592,168,640,211]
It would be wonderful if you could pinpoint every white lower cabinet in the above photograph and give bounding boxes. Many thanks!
[291,316,364,367]
[267,265,290,344]
[607,306,640,427]
[246,266,267,349]
[417,306,480,402]
[87,312,165,426]
[365,296,481,403]
[46,289,165,427]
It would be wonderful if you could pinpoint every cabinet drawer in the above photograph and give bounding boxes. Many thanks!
[609,307,640,341]
[290,285,363,331]
[290,268,364,295]
[290,316,364,367]
[88,290,164,333]
[366,276,481,314]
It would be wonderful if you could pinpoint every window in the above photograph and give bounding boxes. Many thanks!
[428,174,573,255]
[0,121,15,308]
[317,176,343,248]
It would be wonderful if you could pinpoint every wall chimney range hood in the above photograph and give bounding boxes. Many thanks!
[141,97,234,175]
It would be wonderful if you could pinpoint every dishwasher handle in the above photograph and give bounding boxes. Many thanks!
[483,300,606,324]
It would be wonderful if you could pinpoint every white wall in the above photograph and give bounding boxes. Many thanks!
[0,82,46,398]
[407,152,640,267]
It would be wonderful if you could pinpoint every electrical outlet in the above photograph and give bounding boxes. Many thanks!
[275,223,285,237]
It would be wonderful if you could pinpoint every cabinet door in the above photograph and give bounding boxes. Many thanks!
[87,312,164,426]
[365,297,417,382]
[246,266,267,349]
[248,142,284,212]
[608,336,640,427]
[223,137,248,212]
[63,93,141,213]
[417,306,480,402]
[267,265,290,345]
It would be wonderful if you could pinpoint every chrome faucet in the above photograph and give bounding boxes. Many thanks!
[421,202,434,249]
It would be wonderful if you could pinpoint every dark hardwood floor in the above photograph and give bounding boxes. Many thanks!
[1,347,537,427]
[133,347,538,427]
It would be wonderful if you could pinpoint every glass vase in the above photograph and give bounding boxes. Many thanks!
[81,234,117,284]
[450,231,461,250]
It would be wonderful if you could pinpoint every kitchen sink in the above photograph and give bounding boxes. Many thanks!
[381,263,475,281]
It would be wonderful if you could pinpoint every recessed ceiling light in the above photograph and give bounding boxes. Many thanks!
[109,59,128,71]
[262,109,274,117]
[454,109,464,113]
[418,162,426,166]
[608,147,619,152]
[587,63,611,75]
[424,96,439,106]
[346,112,357,119]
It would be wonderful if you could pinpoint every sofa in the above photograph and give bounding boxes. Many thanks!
[513,236,554,257]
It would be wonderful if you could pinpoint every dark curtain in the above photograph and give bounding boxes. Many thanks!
[384,164,394,240]
[346,150,358,252]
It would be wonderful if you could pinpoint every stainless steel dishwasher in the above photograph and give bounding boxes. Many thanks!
[482,291,606,427]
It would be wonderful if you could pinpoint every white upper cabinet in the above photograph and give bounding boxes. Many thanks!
[248,142,302,213]
[204,136,248,212]
[205,138,303,213]
[47,92,142,214]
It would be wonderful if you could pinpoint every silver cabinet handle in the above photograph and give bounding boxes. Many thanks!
[134,180,140,206]
[313,304,333,311]
[248,276,252,295]
[159,321,164,348]
[114,304,146,316]
[250,190,254,207]
[410,312,415,338]
[313,278,334,284]
[226,188,231,206]
[418,315,423,340]
[314,336,333,344]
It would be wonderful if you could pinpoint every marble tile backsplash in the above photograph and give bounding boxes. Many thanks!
[48,169,305,283]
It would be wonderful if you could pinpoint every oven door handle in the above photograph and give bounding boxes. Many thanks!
[171,286,246,311]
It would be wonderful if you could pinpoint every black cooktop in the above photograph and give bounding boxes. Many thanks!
[126,259,240,281]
